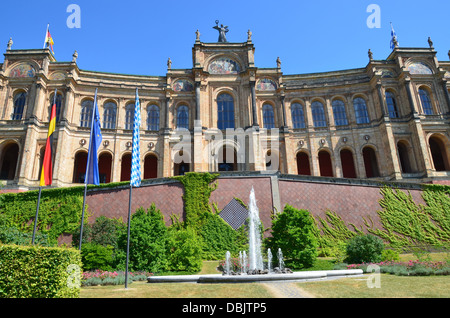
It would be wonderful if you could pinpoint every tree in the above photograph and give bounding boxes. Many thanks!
[117,204,169,272]
[267,205,318,269]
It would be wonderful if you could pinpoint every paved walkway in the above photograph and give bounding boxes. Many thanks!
[262,282,315,298]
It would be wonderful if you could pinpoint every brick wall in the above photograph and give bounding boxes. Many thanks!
[278,179,424,230]
[83,173,429,236]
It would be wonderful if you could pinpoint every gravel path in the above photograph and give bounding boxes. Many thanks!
[263,282,315,298]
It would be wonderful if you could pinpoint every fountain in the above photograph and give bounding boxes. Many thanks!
[248,187,264,272]
[225,251,231,275]
[267,248,273,273]
[147,188,364,283]
[277,248,285,271]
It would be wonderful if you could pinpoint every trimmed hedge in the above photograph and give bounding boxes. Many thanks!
[0,244,82,298]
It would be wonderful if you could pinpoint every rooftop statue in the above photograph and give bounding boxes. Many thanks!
[213,20,228,43]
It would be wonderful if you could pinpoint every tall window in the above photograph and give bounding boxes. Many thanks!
[177,105,189,129]
[353,97,370,124]
[291,103,306,129]
[80,99,93,128]
[385,91,399,118]
[262,104,275,129]
[217,93,234,130]
[311,101,327,127]
[419,88,433,115]
[147,104,160,131]
[125,104,134,130]
[12,92,26,120]
[332,99,348,126]
[50,93,63,122]
[103,102,117,129]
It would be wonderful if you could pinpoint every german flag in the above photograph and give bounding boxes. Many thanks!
[44,24,54,54]
[39,91,57,186]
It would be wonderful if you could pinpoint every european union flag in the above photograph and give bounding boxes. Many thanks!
[85,88,102,185]
[130,88,141,187]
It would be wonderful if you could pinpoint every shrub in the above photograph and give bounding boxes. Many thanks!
[116,204,169,273]
[381,249,400,262]
[80,242,114,271]
[346,234,384,264]
[266,205,318,269]
[73,215,125,249]
[0,225,50,246]
[0,244,82,298]
[168,227,203,272]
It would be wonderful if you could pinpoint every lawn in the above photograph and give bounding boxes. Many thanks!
[80,254,450,299]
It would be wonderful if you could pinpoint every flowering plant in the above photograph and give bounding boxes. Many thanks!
[81,270,153,286]
[347,260,450,276]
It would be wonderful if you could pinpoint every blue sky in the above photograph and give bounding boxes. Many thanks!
[1,0,449,76]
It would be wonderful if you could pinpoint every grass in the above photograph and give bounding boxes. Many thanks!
[81,281,273,298]
[79,253,450,298]
[297,274,450,298]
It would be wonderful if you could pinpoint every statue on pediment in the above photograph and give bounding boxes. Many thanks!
[213,20,228,43]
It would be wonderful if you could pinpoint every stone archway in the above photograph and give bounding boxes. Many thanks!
[0,143,19,180]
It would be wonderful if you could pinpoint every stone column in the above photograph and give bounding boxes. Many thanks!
[164,97,171,131]
[195,82,201,123]
[376,84,388,118]
[280,95,287,129]
[404,79,418,116]
[441,80,450,114]
[61,86,73,123]
[250,81,258,127]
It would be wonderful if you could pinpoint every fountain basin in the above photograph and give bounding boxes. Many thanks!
[147,269,363,284]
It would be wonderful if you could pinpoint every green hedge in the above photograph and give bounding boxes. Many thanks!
[0,244,82,298]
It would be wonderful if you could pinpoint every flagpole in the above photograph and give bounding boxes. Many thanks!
[125,183,133,289]
[125,88,141,289]
[32,90,57,245]
[79,89,98,250]
[43,23,49,49]
[32,186,42,245]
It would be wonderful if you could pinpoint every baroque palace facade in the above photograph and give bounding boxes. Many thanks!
[1,31,450,189]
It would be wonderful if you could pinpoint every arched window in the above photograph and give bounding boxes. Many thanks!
[311,101,327,127]
[263,104,275,129]
[340,149,356,178]
[125,104,135,130]
[385,91,399,118]
[12,92,26,120]
[80,100,93,128]
[217,93,234,130]
[144,154,158,179]
[332,99,348,126]
[103,102,117,129]
[362,147,380,178]
[147,104,160,131]
[429,135,450,171]
[419,88,433,115]
[120,153,132,181]
[318,150,333,177]
[73,151,88,183]
[98,152,113,183]
[49,93,63,122]
[0,143,19,180]
[177,105,189,129]
[296,152,311,175]
[353,97,370,124]
[291,103,306,129]
[397,141,412,173]
[218,146,237,171]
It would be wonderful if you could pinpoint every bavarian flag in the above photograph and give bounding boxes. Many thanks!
[39,91,57,186]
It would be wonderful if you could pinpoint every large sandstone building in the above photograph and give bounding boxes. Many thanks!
[1,30,450,190]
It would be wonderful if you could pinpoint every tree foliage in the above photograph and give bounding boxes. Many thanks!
[267,205,318,269]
